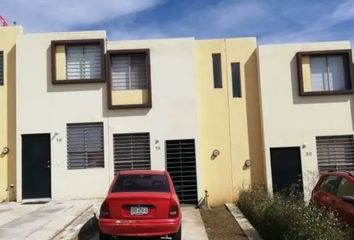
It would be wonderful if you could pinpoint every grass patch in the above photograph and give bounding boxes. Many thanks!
[200,205,247,240]
[237,187,353,240]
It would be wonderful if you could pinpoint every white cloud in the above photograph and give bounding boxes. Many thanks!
[1,0,162,32]
[109,0,268,40]
[331,0,354,24]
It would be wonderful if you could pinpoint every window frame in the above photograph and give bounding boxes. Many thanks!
[231,62,242,98]
[106,49,152,109]
[212,53,222,88]
[51,39,106,84]
[297,49,354,96]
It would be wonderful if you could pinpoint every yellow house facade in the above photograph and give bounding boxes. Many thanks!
[196,38,265,205]
[0,26,22,202]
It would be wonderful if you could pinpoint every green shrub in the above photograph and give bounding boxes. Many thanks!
[237,187,353,240]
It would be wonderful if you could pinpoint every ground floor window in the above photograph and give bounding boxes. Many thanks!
[67,122,104,169]
[316,135,354,172]
[113,133,151,174]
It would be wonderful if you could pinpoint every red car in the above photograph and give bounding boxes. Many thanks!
[311,171,354,225]
[98,170,182,240]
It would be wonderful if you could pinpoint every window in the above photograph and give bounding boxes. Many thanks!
[231,62,241,97]
[111,53,147,90]
[113,133,151,174]
[297,50,353,95]
[51,39,105,84]
[107,49,152,109]
[337,178,354,198]
[67,122,104,169]
[166,139,198,204]
[212,53,222,88]
[316,135,354,172]
[112,174,170,193]
[320,175,341,194]
[66,44,102,80]
[0,51,3,86]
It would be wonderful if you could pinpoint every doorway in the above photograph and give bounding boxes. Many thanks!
[22,134,51,199]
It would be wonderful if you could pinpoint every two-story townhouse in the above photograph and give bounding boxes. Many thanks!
[16,31,200,203]
[258,41,354,200]
[196,38,265,205]
[0,26,22,202]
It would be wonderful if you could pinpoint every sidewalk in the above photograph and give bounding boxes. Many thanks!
[0,199,101,240]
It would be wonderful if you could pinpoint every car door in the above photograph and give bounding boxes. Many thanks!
[335,177,354,225]
[314,175,341,210]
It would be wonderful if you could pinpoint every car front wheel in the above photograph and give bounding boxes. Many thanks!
[171,226,182,240]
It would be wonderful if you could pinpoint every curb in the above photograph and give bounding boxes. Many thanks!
[52,201,101,240]
[225,203,263,240]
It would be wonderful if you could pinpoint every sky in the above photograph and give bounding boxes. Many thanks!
[1,0,354,45]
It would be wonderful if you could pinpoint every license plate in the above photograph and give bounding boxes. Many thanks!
[130,206,148,215]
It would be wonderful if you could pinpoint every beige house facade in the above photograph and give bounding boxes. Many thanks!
[258,41,354,200]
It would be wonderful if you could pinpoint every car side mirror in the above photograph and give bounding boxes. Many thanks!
[341,196,354,204]
[174,185,181,192]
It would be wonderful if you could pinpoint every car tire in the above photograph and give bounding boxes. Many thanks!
[171,226,182,240]
[99,231,110,240]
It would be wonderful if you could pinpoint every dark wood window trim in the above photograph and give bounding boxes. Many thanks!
[51,39,106,84]
[106,49,152,109]
[297,49,354,96]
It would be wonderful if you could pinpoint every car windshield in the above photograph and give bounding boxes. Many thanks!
[112,174,170,193]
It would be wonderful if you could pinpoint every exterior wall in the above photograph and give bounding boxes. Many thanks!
[196,38,265,206]
[257,41,353,200]
[0,26,22,202]
[16,32,199,201]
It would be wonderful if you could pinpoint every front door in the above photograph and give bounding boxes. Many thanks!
[22,134,51,199]
[270,147,303,195]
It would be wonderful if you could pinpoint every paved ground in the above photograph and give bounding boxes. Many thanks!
[0,199,100,240]
[78,206,209,240]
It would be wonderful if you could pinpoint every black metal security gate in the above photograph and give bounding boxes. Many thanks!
[166,139,198,204]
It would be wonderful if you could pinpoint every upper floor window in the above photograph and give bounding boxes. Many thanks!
[0,51,3,86]
[297,50,353,96]
[212,53,222,88]
[111,53,147,90]
[51,39,105,84]
[107,49,152,109]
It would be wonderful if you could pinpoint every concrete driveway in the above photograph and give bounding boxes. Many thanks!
[0,200,100,240]
[78,206,208,240]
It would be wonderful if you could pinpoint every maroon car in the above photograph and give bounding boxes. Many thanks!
[311,171,354,225]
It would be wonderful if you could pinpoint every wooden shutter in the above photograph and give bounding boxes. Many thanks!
[111,54,147,90]
[166,139,198,204]
[113,133,151,174]
[66,44,101,80]
[67,122,104,169]
[0,51,3,85]
[316,135,354,172]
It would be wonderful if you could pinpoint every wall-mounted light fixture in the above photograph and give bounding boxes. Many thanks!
[211,149,220,160]
[244,159,252,168]
[1,146,9,155]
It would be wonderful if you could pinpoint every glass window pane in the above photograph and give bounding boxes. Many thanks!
[310,56,327,91]
[320,175,341,194]
[337,178,354,197]
[328,56,347,91]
